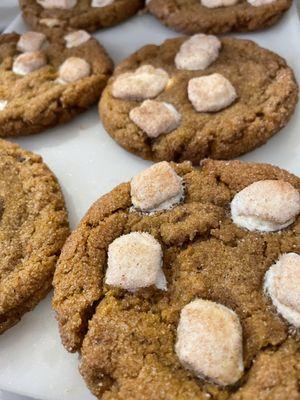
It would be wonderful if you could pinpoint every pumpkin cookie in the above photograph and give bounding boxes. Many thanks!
[0,139,69,334]
[0,31,113,137]
[147,0,292,35]
[99,35,298,164]
[53,159,300,400]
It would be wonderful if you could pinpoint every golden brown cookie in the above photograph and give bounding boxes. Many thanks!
[99,36,298,164]
[19,0,145,35]
[0,139,69,333]
[0,31,113,137]
[147,0,292,35]
[53,159,300,400]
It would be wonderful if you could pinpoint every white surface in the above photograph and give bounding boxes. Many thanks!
[0,5,299,400]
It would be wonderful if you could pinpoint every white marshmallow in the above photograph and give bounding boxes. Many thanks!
[129,100,181,138]
[247,0,276,6]
[176,299,244,386]
[37,0,77,9]
[40,18,62,28]
[64,30,91,48]
[92,0,114,7]
[175,34,221,71]
[131,161,184,213]
[17,32,47,53]
[105,232,167,292]
[58,57,91,83]
[201,0,239,8]
[231,180,300,232]
[13,51,47,76]
[264,253,300,328]
[0,101,8,111]
[112,65,169,101]
[188,73,237,113]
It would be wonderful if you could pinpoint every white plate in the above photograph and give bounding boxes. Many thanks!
[0,5,299,400]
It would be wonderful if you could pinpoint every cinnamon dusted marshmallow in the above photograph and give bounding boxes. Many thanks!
[37,0,77,9]
[188,73,237,112]
[129,100,181,138]
[112,65,169,101]
[58,57,91,83]
[201,0,239,8]
[264,253,300,328]
[13,51,47,76]
[176,299,244,386]
[0,101,8,111]
[40,18,62,28]
[247,0,276,6]
[131,162,184,212]
[231,180,300,232]
[17,32,47,53]
[64,30,91,48]
[175,34,221,71]
[92,0,114,6]
[105,232,167,291]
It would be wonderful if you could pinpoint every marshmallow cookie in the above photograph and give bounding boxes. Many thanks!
[100,35,298,164]
[147,0,292,35]
[0,139,69,333]
[0,31,112,136]
[19,0,144,35]
[53,159,300,400]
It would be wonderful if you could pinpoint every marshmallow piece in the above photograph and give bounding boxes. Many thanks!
[64,30,91,48]
[129,100,181,138]
[17,32,47,53]
[201,0,239,8]
[58,57,91,83]
[13,51,47,76]
[105,232,167,291]
[37,0,77,9]
[0,101,8,111]
[231,180,300,232]
[175,34,221,71]
[112,65,169,101]
[188,73,237,112]
[176,299,244,386]
[264,253,300,328]
[247,0,276,6]
[131,161,184,212]
[92,0,114,7]
[40,18,62,28]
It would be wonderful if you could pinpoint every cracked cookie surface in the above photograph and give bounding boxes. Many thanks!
[99,37,298,164]
[0,139,69,333]
[53,159,300,400]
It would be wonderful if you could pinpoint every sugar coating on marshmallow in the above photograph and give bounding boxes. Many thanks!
[247,0,276,6]
[17,32,47,53]
[112,65,169,101]
[40,18,62,27]
[176,299,244,386]
[0,101,8,111]
[231,180,300,232]
[64,30,91,48]
[13,51,47,76]
[92,0,114,7]
[131,161,184,212]
[58,57,91,83]
[129,100,181,138]
[264,253,300,328]
[201,0,239,8]
[105,232,167,291]
[37,0,77,9]
[188,73,237,113]
[175,34,221,71]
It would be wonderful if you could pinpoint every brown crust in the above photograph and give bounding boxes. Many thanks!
[53,159,300,399]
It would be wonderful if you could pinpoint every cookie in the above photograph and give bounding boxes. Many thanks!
[0,31,113,137]
[147,0,292,35]
[0,139,69,333]
[19,0,145,35]
[53,159,300,400]
[99,36,298,164]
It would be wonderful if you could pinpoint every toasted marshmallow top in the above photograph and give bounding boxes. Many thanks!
[188,73,237,113]
[64,30,91,48]
[105,232,167,291]
[201,0,239,8]
[264,253,300,328]
[17,32,47,53]
[13,51,47,76]
[129,100,181,138]
[58,57,91,83]
[131,161,184,212]
[0,101,8,111]
[175,34,221,71]
[92,0,114,6]
[176,299,244,386]
[231,180,300,232]
[111,65,169,101]
[247,0,276,6]
[37,0,77,9]
[40,18,62,28]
